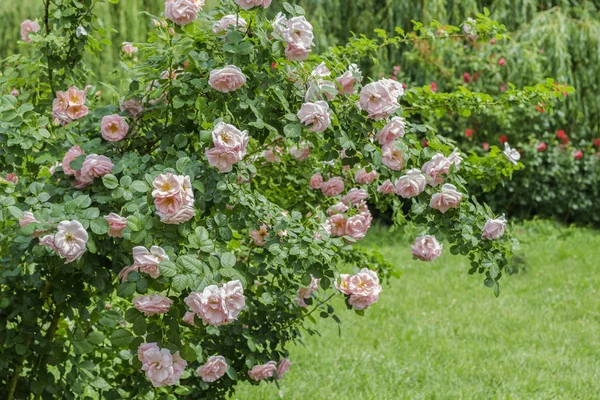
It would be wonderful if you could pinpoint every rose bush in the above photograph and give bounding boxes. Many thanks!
[0,2,557,399]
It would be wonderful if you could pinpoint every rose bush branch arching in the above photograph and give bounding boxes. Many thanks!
[0,1,558,398]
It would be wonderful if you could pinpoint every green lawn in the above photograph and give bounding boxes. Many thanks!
[232,221,600,399]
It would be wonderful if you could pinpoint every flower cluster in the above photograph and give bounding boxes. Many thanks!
[325,189,373,241]
[119,245,169,281]
[138,343,187,387]
[336,268,382,310]
[273,13,314,61]
[359,78,404,120]
[151,173,195,224]
[248,359,290,381]
[184,280,246,326]
[205,122,249,173]
[52,86,89,126]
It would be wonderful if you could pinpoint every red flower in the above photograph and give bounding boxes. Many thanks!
[498,58,505,66]
[537,142,547,152]
[536,104,545,113]
[499,135,508,144]
[422,139,429,147]
[557,130,569,144]
[593,138,600,147]
[463,73,471,83]
[465,128,474,138]
[482,142,490,151]
[430,81,437,93]
[270,62,277,70]
[573,150,583,160]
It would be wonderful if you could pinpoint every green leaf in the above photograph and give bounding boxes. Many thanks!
[159,259,178,278]
[130,180,149,193]
[117,282,137,298]
[172,274,195,292]
[220,252,237,268]
[86,331,106,345]
[90,217,110,235]
[102,174,119,189]
[180,344,197,362]
[8,206,23,219]
[126,216,142,231]
[284,123,301,138]
[177,255,205,275]
[110,329,133,347]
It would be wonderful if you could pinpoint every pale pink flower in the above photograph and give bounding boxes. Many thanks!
[78,154,114,183]
[19,211,38,228]
[158,204,195,225]
[377,180,395,194]
[104,213,127,238]
[320,177,344,197]
[328,214,347,236]
[212,122,249,159]
[359,80,400,120]
[250,224,268,246]
[281,16,313,61]
[327,202,349,215]
[376,117,405,145]
[285,41,312,61]
[341,188,368,205]
[138,343,187,387]
[248,361,277,381]
[152,173,183,199]
[421,153,451,186]
[482,216,507,240]
[430,184,463,213]
[206,147,239,173]
[122,42,138,55]
[235,0,272,9]
[185,280,245,326]
[395,169,427,198]
[183,311,196,325]
[39,235,57,252]
[447,149,463,170]
[263,147,283,163]
[503,142,521,165]
[297,101,331,133]
[65,86,86,107]
[222,280,246,321]
[277,359,292,379]
[309,173,323,189]
[118,265,139,282]
[382,78,405,98]
[347,269,382,310]
[120,97,143,118]
[4,173,18,184]
[133,245,169,278]
[20,19,40,43]
[336,64,362,95]
[355,167,377,184]
[411,235,443,261]
[382,144,404,171]
[197,356,228,382]
[213,15,247,35]
[289,143,311,160]
[133,294,173,317]
[101,114,129,142]
[296,275,320,307]
[209,65,247,93]
[66,104,89,121]
[53,220,88,263]
[345,215,370,241]
[164,0,203,26]
[272,12,288,36]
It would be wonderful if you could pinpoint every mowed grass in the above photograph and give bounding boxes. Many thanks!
[232,221,600,400]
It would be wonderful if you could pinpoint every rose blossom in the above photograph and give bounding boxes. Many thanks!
[327,202,349,215]
[377,180,395,194]
[263,147,282,163]
[205,147,239,173]
[208,65,246,93]
[248,361,277,381]
[482,216,507,240]
[503,142,521,165]
[52,220,88,263]
[395,169,427,198]
[359,80,401,120]
[430,184,462,213]
[213,15,247,35]
[355,167,377,184]
[133,245,169,278]
[376,116,406,145]
[4,173,18,184]
[19,211,38,228]
[164,0,203,26]
[289,143,311,160]
[320,177,344,197]
[121,42,138,55]
[277,16,313,61]
[20,19,41,43]
[100,114,129,142]
[104,213,127,238]
[277,359,292,379]
[152,174,195,224]
[138,343,187,387]
[382,144,405,171]
[411,235,443,261]
[447,149,463,170]
[336,268,382,310]
[197,356,228,382]
[341,188,368,205]
[152,173,182,198]
[52,87,88,126]
[235,0,272,10]
[133,294,173,316]
[296,275,320,307]
[327,214,347,236]
[184,280,245,326]
[120,97,143,118]
[336,64,362,95]
[222,280,245,320]
[250,224,268,246]
[76,154,114,186]
[309,173,323,189]
[345,215,370,241]
[183,311,196,325]
[212,122,249,157]
[421,153,452,186]
[537,142,547,152]
[297,101,331,133]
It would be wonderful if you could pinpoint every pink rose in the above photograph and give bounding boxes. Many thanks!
[104,213,127,238]
[277,359,292,379]
[65,86,86,107]
[62,145,84,175]
[121,42,138,55]
[430,184,463,213]
[138,343,187,387]
[250,224,268,246]
[213,15,247,35]
[185,280,245,326]
[133,245,169,278]
[309,173,323,190]
[152,174,195,224]
[336,268,382,310]
[39,235,57,252]
[447,149,463,170]
[20,19,41,43]
[341,188,368,205]
[118,265,139,282]
[53,220,88,263]
[297,101,331,133]
[263,147,283,163]
[376,116,405,145]
[296,275,320,307]
[345,215,370,241]
[289,143,311,161]
[235,0,271,9]
[19,211,47,237]
[285,41,312,61]
[4,173,18,184]
[152,173,182,198]
[359,80,400,120]
[222,280,246,321]
[158,204,195,225]
[320,177,344,197]
[355,167,377,184]
[336,64,362,95]
[120,97,143,118]
[101,114,129,142]
[78,154,114,185]
[482,216,507,240]
[327,214,347,236]
[183,311,196,325]
[280,17,314,61]
[395,169,427,198]
[377,180,395,194]
[164,0,203,26]
[248,361,277,381]
[382,144,404,171]
[411,235,443,261]
[208,65,247,93]
[421,153,451,186]
[327,201,349,216]
[197,356,228,382]
[205,147,240,173]
[133,294,173,316]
